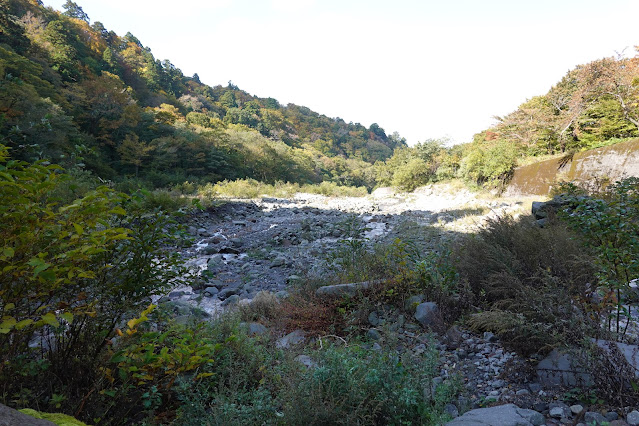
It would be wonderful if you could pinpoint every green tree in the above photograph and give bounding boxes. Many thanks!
[220,91,237,108]
[62,0,89,22]
[117,134,154,177]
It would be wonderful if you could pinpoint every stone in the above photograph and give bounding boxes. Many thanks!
[483,331,496,342]
[368,311,380,326]
[628,410,639,426]
[367,329,381,340]
[570,404,584,415]
[217,287,239,300]
[414,302,440,328]
[516,389,530,396]
[549,402,569,418]
[169,290,186,299]
[221,295,240,306]
[531,201,546,219]
[207,254,224,272]
[219,246,240,255]
[247,322,268,336]
[275,291,290,299]
[549,406,565,418]
[584,412,607,425]
[294,354,316,368]
[404,294,425,312]
[444,403,459,418]
[593,339,639,382]
[316,280,384,297]
[287,275,302,284]
[203,245,219,255]
[276,330,305,349]
[270,256,287,268]
[0,403,56,425]
[444,325,463,349]
[528,383,542,393]
[446,404,545,426]
[605,412,619,421]
[536,349,592,387]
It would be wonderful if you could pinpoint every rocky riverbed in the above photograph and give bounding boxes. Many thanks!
[162,185,535,314]
[156,185,639,425]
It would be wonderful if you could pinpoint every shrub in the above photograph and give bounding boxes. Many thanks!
[99,308,219,423]
[458,140,519,187]
[559,177,639,338]
[0,145,187,417]
[453,214,597,355]
[280,344,458,425]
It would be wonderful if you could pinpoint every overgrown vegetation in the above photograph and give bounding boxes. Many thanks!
[0,144,188,420]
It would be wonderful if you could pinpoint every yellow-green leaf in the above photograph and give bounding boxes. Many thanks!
[41,312,60,328]
[2,247,14,258]
[60,312,74,324]
[15,319,34,330]
[0,316,16,332]
[73,223,84,235]
[4,303,15,311]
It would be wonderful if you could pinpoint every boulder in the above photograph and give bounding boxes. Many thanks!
[294,354,316,368]
[316,280,383,297]
[0,404,55,425]
[627,410,639,425]
[446,404,544,426]
[536,349,592,387]
[414,302,440,328]
[276,329,305,349]
[203,287,219,297]
[221,295,240,306]
[247,322,268,336]
[218,246,240,255]
[217,287,239,300]
[584,412,607,425]
[593,339,639,381]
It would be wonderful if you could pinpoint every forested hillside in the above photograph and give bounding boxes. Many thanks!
[455,50,639,186]
[1,0,405,190]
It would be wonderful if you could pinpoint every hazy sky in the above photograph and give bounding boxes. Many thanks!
[45,0,639,145]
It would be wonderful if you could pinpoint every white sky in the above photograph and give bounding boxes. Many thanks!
[45,0,639,145]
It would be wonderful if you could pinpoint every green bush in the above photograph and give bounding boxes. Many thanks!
[0,145,187,417]
[559,178,639,338]
[458,140,519,187]
[197,179,367,200]
[280,344,457,425]
[453,214,597,355]
[391,157,432,191]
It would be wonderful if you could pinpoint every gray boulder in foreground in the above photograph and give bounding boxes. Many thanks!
[414,302,440,328]
[536,349,592,387]
[446,404,545,426]
[315,280,384,297]
[0,404,55,426]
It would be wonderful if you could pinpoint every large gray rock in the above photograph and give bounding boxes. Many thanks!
[536,349,592,387]
[627,410,639,425]
[217,287,240,300]
[276,329,305,349]
[207,254,224,272]
[316,280,383,297]
[593,339,639,380]
[446,404,545,426]
[0,404,55,426]
[247,322,268,336]
[414,302,440,328]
